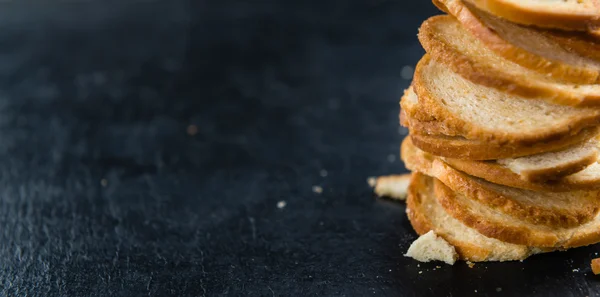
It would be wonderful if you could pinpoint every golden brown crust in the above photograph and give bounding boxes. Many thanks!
[433,179,560,247]
[401,137,600,228]
[434,0,600,84]
[464,0,600,32]
[418,17,600,106]
[410,55,600,146]
[408,126,600,160]
[591,258,600,275]
[444,157,600,192]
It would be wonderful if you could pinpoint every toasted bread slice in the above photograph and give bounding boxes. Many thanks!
[543,30,600,62]
[445,156,600,192]
[434,179,600,248]
[418,16,600,105]
[406,173,543,262]
[463,0,600,32]
[496,140,598,182]
[407,126,600,160]
[433,0,600,84]
[409,57,600,145]
[401,137,600,228]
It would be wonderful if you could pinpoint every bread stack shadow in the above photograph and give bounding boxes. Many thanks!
[400,0,600,262]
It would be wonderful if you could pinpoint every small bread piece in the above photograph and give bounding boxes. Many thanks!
[434,179,600,248]
[433,0,600,84]
[404,230,458,265]
[407,127,600,160]
[406,173,543,262]
[445,157,600,192]
[463,0,600,32]
[373,174,411,201]
[591,258,600,275]
[496,140,598,182]
[418,16,600,105]
[401,137,600,228]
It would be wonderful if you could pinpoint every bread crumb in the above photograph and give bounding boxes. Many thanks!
[100,179,108,187]
[573,268,580,272]
[418,271,422,274]
[373,174,411,201]
[277,201,287,209]
[312,185,323,194]
[592,258,600,275]
[405,230,458,265]
[401,65,414,80]
[319,169,328,177]
[367,177,377,188]
[496,288,502,292]
[387,154,396,163]
[474,290,477,293]
[436,266,441,269]
[186,124,198,136]
[467,261,475,268]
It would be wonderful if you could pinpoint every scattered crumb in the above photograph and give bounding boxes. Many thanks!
[592,258,600,275]
[418,271,422,274]
[373,174,411,201]
[401,65,414,80]
[389,269,392,272]
[467,261,475,268]
[312,185,323,194]
[573,268,580,272]
[277,201,287,209]
[474,290,477,293]
[100,179,108,187]
[319,169,328,177]
[496,288,502,292]
[367,177,377,188]
[436,266,441,269]
[387,154,396,163]
[186,124,198,136]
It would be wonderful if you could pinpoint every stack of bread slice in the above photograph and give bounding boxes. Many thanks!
[400,0,600,262]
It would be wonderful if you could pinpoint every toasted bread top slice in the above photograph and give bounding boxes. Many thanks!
[418,16,600,105]
[411,57,600,144]
[401,137,600,228]
[463,0,600,31]
[496,139,598,182]
[433,0,600,84]
[406,173,543,262]
[434,178,600,248]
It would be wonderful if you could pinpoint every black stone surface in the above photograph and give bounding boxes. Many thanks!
[1,0,599,296]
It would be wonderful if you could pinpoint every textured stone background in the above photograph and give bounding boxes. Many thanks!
[1,1,598,296]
